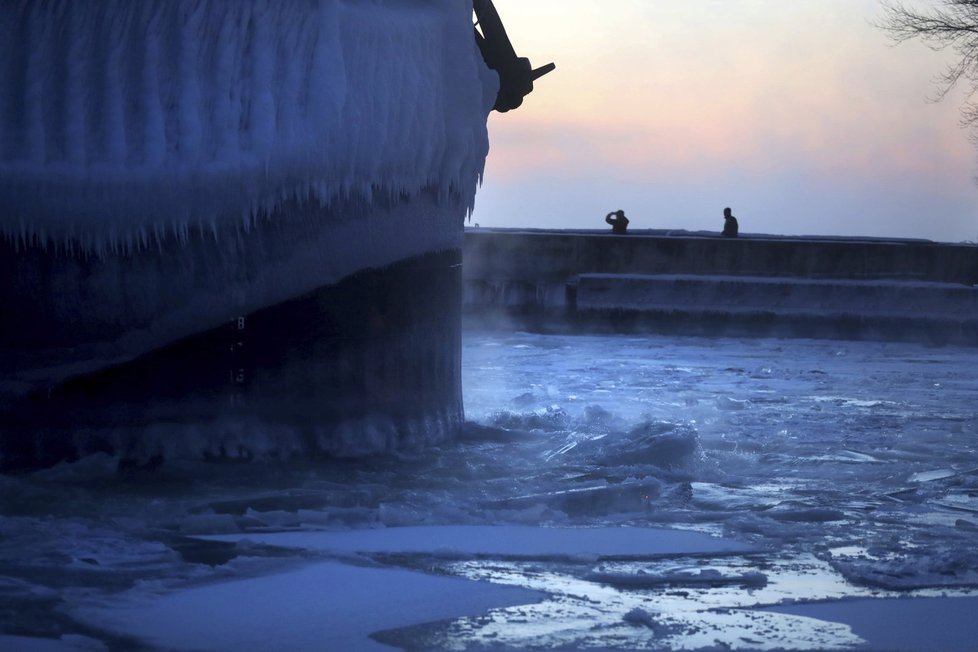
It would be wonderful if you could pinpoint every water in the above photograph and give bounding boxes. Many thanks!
[464,332,977,539]
[2,331,977,650]
[447,331,978,649]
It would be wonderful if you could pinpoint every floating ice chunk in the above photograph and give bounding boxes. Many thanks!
[197,524,755,559]
[493,479,664,517]
[837,449,884,463]
[622,607,662,631]
[715,395,749,410]
[765,506,848,523]
[594,420,699,470]
[909,468,958,483]
[75,560,544,652]
[623,606,655,625]
[689,482,783,511]
[488,405,572,433]
[764,596,978,652]
[830,547,978,590]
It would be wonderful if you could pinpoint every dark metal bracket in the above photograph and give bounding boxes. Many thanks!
[473,0,555,112]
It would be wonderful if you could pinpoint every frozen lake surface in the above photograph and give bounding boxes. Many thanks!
[2,331,978,650]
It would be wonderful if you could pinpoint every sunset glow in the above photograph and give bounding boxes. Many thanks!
[472,0,978,242]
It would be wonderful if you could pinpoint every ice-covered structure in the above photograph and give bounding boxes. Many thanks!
[0,0,506,469]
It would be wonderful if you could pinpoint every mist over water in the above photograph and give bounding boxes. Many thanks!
[462,331,978,552]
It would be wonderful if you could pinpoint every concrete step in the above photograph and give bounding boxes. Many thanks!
[575,274,978,320]
[568,273,978,345]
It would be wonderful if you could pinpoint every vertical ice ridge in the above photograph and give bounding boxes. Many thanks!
[246,2,276,156]
[175,2,204,164]
[0,0,495,252]
[24,2,50,165]
[64,1,89,165]
[140,6,166,167]
[103,7,128,165]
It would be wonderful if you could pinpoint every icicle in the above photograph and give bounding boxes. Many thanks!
[1,0,491,252]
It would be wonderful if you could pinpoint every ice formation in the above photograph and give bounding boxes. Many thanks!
[0,0,499,466]
[3,332,976,649]
[0,0,496,253]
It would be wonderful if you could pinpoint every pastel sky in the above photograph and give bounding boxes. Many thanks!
[470,0,978,243]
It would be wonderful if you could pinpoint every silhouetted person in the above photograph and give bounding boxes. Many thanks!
[605,209,629,235]
[722,207,738,238]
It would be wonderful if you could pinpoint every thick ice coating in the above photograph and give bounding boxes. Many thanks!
[0,0,496,252]
[0,0,498,467]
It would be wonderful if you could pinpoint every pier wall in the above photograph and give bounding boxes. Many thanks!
[463,229,978,344]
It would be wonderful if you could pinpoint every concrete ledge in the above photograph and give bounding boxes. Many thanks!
[463,229,978,345]
[576,274,978,319]
[464,228,978,284]
[573,273,978,345]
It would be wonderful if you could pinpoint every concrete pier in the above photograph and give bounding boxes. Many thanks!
[463,228,978,344]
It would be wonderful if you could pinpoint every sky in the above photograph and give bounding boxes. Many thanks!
[469,0,978,243]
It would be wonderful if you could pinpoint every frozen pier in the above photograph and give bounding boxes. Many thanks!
[0,0,498,470]
[463,228,978,344]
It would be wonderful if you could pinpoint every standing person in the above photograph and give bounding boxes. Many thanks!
[605,209,629,235]
[722,207,739,238]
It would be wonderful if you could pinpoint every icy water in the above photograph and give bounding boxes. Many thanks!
[2,331,977,650]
